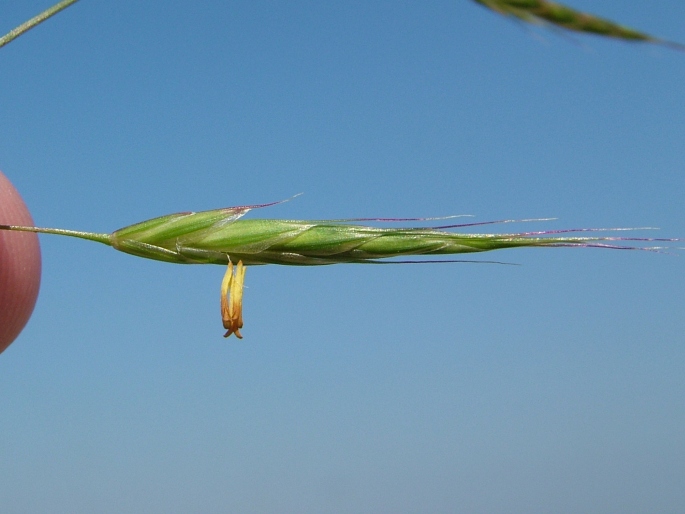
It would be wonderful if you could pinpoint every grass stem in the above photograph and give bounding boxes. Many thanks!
[0,0,80,49]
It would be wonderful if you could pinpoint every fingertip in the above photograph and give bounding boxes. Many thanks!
[0,171,42,353]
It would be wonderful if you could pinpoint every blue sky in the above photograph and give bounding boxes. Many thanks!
[1,1,684,512]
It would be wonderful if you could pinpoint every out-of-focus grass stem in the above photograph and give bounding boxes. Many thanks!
[0,0,80,49]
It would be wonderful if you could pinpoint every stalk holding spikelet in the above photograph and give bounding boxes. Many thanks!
[0,201,678,337]
[472,0,684,49]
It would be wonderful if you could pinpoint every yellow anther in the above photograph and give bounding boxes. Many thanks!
[221,260,246,338]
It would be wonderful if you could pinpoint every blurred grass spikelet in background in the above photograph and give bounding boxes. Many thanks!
[472,0,683,48]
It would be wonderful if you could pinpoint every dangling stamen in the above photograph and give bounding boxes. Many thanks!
[221,260,246,338]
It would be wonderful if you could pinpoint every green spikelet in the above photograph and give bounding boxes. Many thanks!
[1,202,677,337]
[0,203,674,266]
[472,0,683,48]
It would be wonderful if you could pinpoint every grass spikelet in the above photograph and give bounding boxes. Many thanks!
[1,202,678,337]
[0,203,676,266]
[472,0,684,49]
